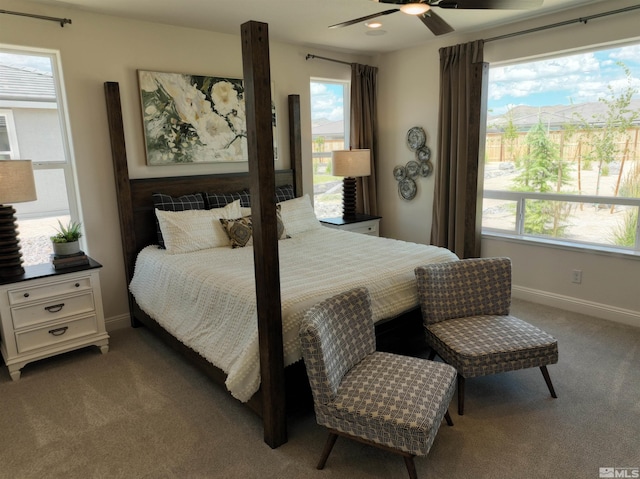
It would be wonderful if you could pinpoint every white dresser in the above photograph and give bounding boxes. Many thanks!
[0,259,109,380]
[320,214,381,237]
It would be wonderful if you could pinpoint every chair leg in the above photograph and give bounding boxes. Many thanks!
[403,455,418,479]
[457,375,465,415]
[444,410,454,426]
[540,366,558,398]
[317,432,338,470]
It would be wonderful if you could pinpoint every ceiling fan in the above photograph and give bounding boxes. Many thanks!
[329,0,544,36]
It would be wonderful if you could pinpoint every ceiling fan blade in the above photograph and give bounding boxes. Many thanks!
[437,0,543,9]
[418,9,454,35]
[329,9,399,29]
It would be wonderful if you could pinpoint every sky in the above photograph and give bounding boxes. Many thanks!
[488,43,640,115]
[310,81,345,123]
[0,51,52,73]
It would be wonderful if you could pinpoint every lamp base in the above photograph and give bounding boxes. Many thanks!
[341,177,357,220]
[0,205,25,278]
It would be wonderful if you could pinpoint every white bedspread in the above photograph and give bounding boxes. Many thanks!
[129,227,458,402]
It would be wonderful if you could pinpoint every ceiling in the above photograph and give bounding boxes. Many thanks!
[25,0,606,54]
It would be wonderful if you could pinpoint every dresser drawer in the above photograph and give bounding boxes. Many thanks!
[346,221,379,236]
[8,277,92,306]
[11,292,95,330]
[15,315,99,354]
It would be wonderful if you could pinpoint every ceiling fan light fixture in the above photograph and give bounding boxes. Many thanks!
[399,3,430,15]
[365,21,383,28]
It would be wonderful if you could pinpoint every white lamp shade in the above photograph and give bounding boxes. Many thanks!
[0,160,37,204]
[331,149,371,178]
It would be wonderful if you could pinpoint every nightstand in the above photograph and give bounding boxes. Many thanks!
[0,258,109,380]
[320,214,382,237]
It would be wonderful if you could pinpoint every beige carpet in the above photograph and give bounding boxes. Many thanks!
[0,299,638,479]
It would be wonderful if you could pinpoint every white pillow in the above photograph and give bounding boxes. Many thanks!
[278,194,322,236]
[155,200,242,253]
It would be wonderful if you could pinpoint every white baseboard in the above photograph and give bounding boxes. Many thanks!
[105,313,132,332]
[512,286,640,329]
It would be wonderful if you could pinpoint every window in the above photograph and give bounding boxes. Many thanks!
[310,79,350,219]
[483,42,640,253]
[0,48,80,265]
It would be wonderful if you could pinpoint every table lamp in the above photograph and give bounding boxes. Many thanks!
[331,149,371,220]
[0,160,37,278]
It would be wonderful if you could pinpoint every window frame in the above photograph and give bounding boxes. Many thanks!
[0,45,82,263]
[482,40,640,259]
[310,77,351,219]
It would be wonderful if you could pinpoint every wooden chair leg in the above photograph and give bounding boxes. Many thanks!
[403,455,418,479]
[317,432,338,470]
[444,410,454,426]
[457,375,465,415]
[540,366,557,398]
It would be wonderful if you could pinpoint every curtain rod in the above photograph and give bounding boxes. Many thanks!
[305,54,351,66]
[0,9,72,27]
[484,4,640,43]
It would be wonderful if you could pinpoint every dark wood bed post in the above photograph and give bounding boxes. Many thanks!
[288,94,303,197]
[241,20,287,449]
[104,81,138,323]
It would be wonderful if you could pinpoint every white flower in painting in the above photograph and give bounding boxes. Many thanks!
[211,81,239,116]
[195,112,235,150]
[155,73,212,126]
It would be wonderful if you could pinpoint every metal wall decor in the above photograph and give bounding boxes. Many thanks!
[393,126,433,200]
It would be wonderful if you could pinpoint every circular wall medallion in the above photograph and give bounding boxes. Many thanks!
[398,178,417,200]
[417,146,431,162]
[406,127,426,151]
[420,160,433,177]
[393,165,406,181]
[405,160,420,179]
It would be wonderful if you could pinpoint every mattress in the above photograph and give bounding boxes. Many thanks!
[129,227,458,402]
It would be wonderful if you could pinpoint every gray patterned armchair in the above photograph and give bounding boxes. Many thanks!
[299,287,456,479]
[415,257,558,416]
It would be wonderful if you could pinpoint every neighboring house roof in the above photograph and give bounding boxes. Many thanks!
[487,99,640,132]
[312,119,344,138]
[0,63,56,102]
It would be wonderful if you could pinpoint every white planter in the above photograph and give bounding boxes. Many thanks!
[52,241,81,256]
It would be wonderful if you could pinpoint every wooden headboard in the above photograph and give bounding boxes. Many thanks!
[104,82,302,285]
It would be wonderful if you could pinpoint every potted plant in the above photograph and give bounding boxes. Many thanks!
[50,220,83,256]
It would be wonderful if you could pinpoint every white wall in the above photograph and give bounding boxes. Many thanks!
[0,0,372,327]
[376,0,640,325]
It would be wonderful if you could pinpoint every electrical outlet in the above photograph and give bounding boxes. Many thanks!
[571,269,582,284]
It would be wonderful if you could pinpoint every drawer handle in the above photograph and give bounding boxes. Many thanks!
[23,293,30,298]
[44,303,65,313]
[48,326,69,336]
[75,283,80,288]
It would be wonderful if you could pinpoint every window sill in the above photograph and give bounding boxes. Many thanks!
[482,231,640,261]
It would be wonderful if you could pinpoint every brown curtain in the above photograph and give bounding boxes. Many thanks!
[350,63,378,216]
[431,40,487,259]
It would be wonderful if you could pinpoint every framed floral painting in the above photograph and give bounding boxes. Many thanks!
[138,70,277,165]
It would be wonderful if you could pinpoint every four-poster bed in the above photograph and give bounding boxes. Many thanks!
[104,21,457,449]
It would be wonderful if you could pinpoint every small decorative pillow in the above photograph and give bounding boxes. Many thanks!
[155,200,241,253]
[220,205,288,248]
[220,216,253,248]
[152,192,206,247]
[278,194,321,236]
